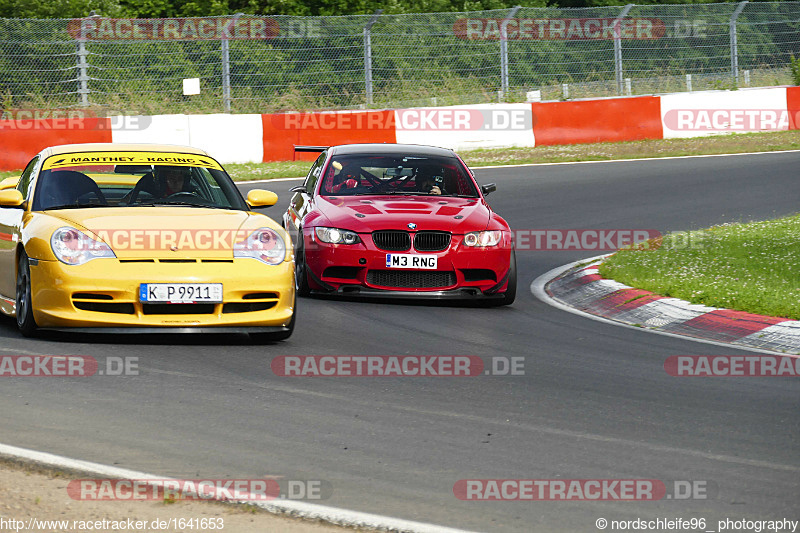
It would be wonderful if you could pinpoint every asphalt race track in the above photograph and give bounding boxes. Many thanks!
[1,152,798,532]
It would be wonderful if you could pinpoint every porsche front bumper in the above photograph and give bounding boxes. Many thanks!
[29,258,295,329]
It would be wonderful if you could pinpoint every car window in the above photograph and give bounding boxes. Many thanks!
[319,154,479,198]
[303,152,326,195]
[31,151,248,211]
[16,156,39,200]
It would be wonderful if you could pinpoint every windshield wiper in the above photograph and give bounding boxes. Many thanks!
[359,188,424,195]
[45,203,112,210]
[150,200,214,208]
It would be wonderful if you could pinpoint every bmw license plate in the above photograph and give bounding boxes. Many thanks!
[140,283,222,303]
[385,254,437,269]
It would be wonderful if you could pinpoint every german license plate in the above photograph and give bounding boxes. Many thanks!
[140,283,222,303]
[385,254,437,269]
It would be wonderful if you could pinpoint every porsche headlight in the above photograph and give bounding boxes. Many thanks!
[463,230,502,247]
[234,228,287,265]
[315,227,361,245]
[51,227,115,265]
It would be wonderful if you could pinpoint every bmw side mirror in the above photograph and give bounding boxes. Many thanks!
[290,185,308,194]
[481,183,497,195]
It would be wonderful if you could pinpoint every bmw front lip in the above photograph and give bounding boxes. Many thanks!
[318,286,506,300]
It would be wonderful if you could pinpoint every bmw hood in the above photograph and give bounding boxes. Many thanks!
[315,196,491,233]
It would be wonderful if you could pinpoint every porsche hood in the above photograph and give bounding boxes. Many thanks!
[40,207,282,259]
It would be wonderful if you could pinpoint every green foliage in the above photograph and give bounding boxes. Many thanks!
[791,54,800,85]
[0,0,123,18]
[1,0,755,18]
[599,214,800,320]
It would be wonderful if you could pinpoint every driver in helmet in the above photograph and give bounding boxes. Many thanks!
[416,173,442,195]
[329,162,360,194]
[155,165,192,197]
[125,165,193,204]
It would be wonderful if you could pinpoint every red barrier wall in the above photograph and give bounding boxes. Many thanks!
[530,96,663,146]
[787,86,800,130]
[0,118,112,171]
[262,111,396,162]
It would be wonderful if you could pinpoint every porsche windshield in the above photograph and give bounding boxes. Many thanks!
[33,152,248,211]
[319,154,479,198]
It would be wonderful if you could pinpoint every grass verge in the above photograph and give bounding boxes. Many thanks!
[598,214,800,320]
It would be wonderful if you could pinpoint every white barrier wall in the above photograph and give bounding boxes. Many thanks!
[660,87,790,139]
[111,114,191,146]
[393,103,536,150]
[93,86,796,165]
[186,114,264,163]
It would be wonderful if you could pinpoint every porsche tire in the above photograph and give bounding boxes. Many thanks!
[16,251,38,337]
[295,235,310,296]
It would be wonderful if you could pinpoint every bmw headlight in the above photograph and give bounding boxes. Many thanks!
[463,230,502,247]
[315,227,361,245]
[51,227,115,265]
[234,228,287,265]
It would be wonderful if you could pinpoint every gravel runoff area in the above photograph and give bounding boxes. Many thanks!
[0,459,359,533]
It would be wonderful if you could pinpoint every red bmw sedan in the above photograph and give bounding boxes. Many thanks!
[283,144,516,305]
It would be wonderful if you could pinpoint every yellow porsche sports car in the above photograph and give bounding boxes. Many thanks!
[0,143,295,341]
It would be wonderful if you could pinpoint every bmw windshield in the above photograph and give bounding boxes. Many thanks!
[319,154,479,198]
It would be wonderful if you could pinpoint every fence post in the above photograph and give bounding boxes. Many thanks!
[76,13,99,107]
[729,1,748,86]
[77,41,89,107]
[221,13,244,113]
[500,6,521,100]
[614,4,635,96]
[364,9,383,106]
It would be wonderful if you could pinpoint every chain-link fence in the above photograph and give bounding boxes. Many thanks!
[0,2,798,115]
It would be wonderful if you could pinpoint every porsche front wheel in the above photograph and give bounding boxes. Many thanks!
[16,251,38,337]
[295,235,310,296]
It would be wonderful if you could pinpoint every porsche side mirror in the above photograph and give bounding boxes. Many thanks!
[290,185,308,194]
[0,177,20,191]
[247,189,278,208]
[0,189,24,208]
[481,183,497,195]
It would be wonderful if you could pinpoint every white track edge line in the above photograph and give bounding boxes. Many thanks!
[0,443,479,533]
[473,148,800,170]
[237,176,304,184]
[530,256,800,357]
